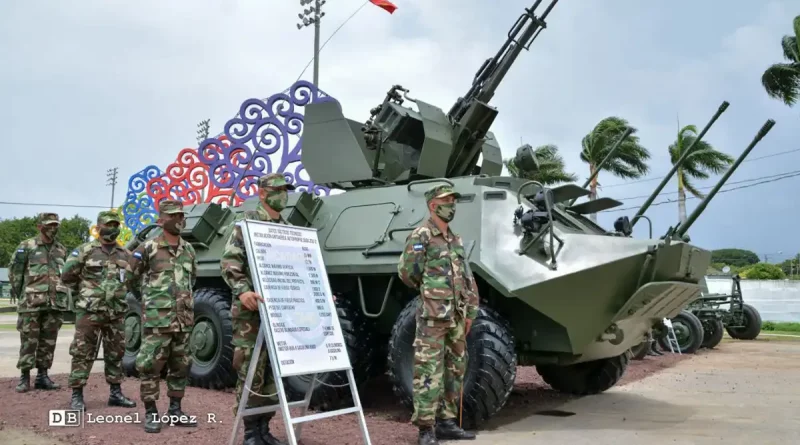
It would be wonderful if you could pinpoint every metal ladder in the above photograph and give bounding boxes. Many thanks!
[662,318,682,354]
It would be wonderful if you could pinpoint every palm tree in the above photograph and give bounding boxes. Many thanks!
[669,124,734,223]
[761,15,800,106]
[579,117,651,221]
[504,144,578,185]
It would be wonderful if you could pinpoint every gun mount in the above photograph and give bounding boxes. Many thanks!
[301,0,560,188]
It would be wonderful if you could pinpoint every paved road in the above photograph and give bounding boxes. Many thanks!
[470,340,800,445]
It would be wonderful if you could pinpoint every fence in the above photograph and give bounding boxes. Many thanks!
[703,276,800,323]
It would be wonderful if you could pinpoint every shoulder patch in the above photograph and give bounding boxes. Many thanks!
[133,251,143,259]
[412,243,424,251]
[71,249,79,256]
[17,248,25,253]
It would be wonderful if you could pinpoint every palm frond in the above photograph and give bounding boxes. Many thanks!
[781,35,800,63]
[580,116,651,180]
[504,145,578,185]
[761,62,800,106]
[681,173,705,199]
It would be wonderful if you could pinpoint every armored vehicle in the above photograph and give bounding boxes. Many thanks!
[122,0,776,428]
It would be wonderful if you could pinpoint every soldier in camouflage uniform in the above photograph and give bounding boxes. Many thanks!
[126,200,198,433]
[221,173,294,445]
[397,185,480,445]
[9,212,69,393]
[62,210,137,410]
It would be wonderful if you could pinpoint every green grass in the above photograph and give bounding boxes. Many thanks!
[762,321,800,333]
[0,323,73,331]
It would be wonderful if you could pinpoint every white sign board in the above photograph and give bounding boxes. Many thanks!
[704,275,735,296]
[241,219,351,377]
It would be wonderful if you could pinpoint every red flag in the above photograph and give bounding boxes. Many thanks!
[369,0,397,14]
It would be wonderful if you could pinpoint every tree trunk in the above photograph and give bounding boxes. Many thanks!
[677,172,687,224]
[589,164,598,222]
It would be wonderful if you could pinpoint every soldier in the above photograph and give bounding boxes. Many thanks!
[397,184,480,445]
[220,173,294,445]
[61,210,137,410]
[9,212,69,393]
[126,199,198,433]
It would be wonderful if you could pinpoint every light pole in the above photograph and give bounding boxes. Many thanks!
[106,167,119,209]
[297,0,326,86]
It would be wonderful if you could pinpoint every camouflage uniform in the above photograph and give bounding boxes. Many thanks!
[397,185,479,443]
[62,210,136,410]
[221,172,294,445]
[9,212,69,393]
[126,199,197,432]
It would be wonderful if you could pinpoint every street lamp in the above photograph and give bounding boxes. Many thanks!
[297,0,326,87]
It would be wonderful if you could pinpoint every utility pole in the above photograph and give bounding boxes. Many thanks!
[106,167,119,209]
[297,0,326,86]
[196,118,210,145]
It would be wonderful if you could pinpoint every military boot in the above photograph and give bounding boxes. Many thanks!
[257,414,287,445]
[108,383,137,408]
[648,340,663,356]
[242,416,266,445]
[418,426,439,445]
[144,401,161,433]
[35,368,60,390]
[16,371,30,393]
[70,388,85,410]
[166,396,197,427]
[435,418,476,440]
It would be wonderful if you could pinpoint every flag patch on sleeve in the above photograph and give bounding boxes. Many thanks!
[412,243,424,251]
[133,252,142,259]
[71,250,79,256]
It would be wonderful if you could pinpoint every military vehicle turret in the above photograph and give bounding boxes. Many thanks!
[122,0,777,428]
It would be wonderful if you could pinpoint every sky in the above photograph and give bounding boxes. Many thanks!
[2,0,799,262]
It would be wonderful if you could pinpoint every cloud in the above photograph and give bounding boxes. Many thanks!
[2,0,799,258]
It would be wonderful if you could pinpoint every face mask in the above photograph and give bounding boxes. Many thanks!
[434,203,456,222]
[41,225,59,240]
[163,219,185,236]
[99,226,120,243]
[265,190,288,212]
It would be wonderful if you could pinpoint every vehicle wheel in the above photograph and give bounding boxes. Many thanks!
[726,303,762,340]
[630,340,650,360]
[701,318,724,349]
[536,352,630,395]
[387,298,517,430]
[188,287,236,389]
[658,310,704,354]
[122,293,142,377]
[283,295,379,411]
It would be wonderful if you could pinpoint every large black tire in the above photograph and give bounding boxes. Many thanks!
[726,303,762,340]
[536,353,630,396]
[122,293,142,377]
[629,340,650,360]
[701,318,724,349]
[283,295,379,411]
[387,299,517,430]
[187,287,236,389]
[658,310,704,354]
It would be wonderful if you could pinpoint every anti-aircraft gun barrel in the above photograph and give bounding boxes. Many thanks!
[566,127,633,207]
[445,0,559,177]
[630,101,729,228]
[674,119,776,238]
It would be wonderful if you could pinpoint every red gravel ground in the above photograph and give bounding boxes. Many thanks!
[0,353,690,445]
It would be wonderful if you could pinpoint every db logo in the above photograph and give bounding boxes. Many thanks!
[49,410,82,427]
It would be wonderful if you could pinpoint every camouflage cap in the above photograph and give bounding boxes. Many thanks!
[97,210,121,225]
[158,199,185,215]
[424,184,461,203]
[37,212,60,225]
[257,173,295,190]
